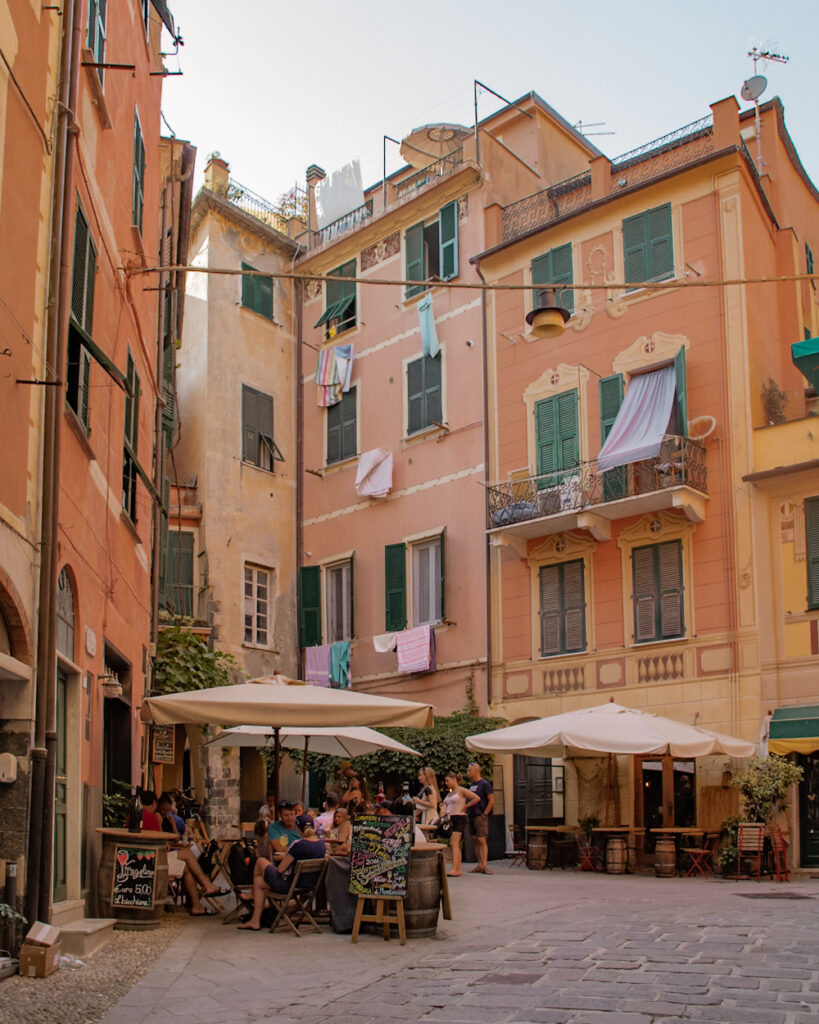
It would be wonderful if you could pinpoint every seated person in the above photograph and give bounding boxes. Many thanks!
[257,790,276,825]
[293,802,304,817]
[253,819,272,861]
[157,792,186,838]
[156,794,228,915]
[340,774,368,810]
[327,808,351,856]
[239,818,327,930]
[267,801,301,852]
[139,790,162,832]
[315,793,339,835]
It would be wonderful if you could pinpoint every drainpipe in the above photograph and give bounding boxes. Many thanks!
[295,277,304,676]
[26,0,81,927]
[474,258,493,712]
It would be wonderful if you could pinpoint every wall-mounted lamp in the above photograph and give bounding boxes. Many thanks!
[525,288,570,339]
[100,670,122,699]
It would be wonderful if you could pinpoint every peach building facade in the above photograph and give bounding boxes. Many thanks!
[296,97,601,716]
[476,97,819,862]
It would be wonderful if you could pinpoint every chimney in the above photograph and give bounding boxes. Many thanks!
[305,164,326,249]
[204,153,230,196]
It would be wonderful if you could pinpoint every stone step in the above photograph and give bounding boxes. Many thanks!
[50,898,85,930]
[59,918,116,958]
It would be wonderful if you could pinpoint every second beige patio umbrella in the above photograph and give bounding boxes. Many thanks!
[142,674,433,805]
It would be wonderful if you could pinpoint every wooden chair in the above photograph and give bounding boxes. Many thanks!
[736,822,765,880]
[506,825,528,868]
[266,858,328,936]
[681,832,718,878]
[768,825,789,883]
[575,832,599,872]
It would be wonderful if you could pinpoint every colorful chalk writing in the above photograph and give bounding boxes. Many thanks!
[349,814,411,897]
[111,846,157,908]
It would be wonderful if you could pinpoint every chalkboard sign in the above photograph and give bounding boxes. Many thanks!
[349,814,411,898]
[111,846,158,909]
[152,725,175,765]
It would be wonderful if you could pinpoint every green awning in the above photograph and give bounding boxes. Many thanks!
[768,704,819,755]
[313,293,354,329]
[791,336,819,393]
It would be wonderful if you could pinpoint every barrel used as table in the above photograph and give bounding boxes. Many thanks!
[654,837,677,878]
[96,827,169,930]
[527,833,549,870]
[606,836,627,874]
[404,845,443,938]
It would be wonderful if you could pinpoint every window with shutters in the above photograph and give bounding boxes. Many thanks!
[385,543,407,632]
[325,558,353,642]
[326,387,357,464]
[407,354,442,435]
[405,201,458,299]
[122,352,140,521]
[411,535,444,627]
[805,496,819,610]
[807,243,816,291]
[531,244,574,314]
[244,564,272,647]
[132,110,146,233]
[87,0,106,86]
[631,540,684,643]
[242,384,283,471]
[299,565,322,647]
[599,373,626,500]
[534,389,579,487]
[66,207,97,431]
[314,259,356,338]
[622,203,674,290]
[539,560,586,656]
[241,261,274,320]
[161,344,176,448]
[163,530,194,618]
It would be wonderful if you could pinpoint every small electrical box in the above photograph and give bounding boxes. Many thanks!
[0,752,18,783]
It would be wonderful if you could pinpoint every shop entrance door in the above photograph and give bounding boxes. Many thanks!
[640,756,696,829]
[798,753,819,867]
[53,667,67,902]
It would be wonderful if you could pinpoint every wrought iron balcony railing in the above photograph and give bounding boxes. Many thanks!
[225,178,299,235]
[317,198,374,246]
[394,149,464,200]
[487,436,707,529]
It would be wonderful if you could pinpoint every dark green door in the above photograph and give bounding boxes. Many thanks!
[54,668,67,902]
[798,753,819,867]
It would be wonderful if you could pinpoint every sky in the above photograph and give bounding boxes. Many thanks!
[160,0,819,206]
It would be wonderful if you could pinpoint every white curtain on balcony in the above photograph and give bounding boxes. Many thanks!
[597,364,676,471]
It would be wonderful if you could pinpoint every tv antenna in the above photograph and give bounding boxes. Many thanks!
[742,46,790,172]
[573,120,615,138]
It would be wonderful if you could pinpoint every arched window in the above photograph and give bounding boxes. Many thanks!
[56,567,75,660]
[0,607,11,656]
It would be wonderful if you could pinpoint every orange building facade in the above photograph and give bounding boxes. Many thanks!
[477,96,819,858]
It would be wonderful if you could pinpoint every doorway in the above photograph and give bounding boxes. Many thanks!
[53,668,68,902]
[798,753,819,868]
[513,755,564,830]
[640,757,695,829]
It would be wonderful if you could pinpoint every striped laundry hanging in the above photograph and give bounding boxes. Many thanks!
[396,625,436,674]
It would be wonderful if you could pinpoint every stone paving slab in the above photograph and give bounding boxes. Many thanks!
[97,865,819,1024]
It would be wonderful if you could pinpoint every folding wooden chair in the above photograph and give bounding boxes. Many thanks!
[575,833,599,872]
[736,822,765,880]
[506,825,528,868]
[681,832,718,878]
[266,858,328,936]
[768,825,790,883]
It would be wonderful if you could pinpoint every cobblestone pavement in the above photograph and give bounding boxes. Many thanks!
[100,864,819,1024]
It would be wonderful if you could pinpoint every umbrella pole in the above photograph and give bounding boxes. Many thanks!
[605,753,612,826]
[301,737,309,805]
[273,728,281,811]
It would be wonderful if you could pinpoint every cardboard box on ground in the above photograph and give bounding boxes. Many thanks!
[19,921,62,978]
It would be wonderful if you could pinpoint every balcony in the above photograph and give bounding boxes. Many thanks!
[393,148,463,201]
[487,436,707,545]
[317,199,374,246]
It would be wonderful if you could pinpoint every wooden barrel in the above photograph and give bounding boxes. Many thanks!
[98,838,169,930]
[527,834,549,870]
[606,836,627,874]
[654,837,677,878]
[404,847,441,938]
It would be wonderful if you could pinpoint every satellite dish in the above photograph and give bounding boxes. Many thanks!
[741,75,767,102]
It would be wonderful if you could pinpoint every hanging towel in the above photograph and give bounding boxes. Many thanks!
[397,625,435,674]
[417,294,440,358]
[304,644,331,686]
[314,344,355,407]
[373,632,398,653]
[329,641,351,689]
[355,448,393,497]
[334,343,354,392]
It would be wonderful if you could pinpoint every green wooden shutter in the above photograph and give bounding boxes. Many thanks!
[531,253,550,306]
[166,531,194,617]
[599,374,625,500]
[658,540,684,638]
[326,399,342,464]
[349,553,355,639]
[439,201,458,280]
[241,262,255,310]
[299,566,322,647]
[557,389,579,473]
[132,114,145,232]
[84,237,96,335]
[632,545,658,643]
[438,529,446,621]
[424,354,442,427]
[340,387,357,460]
[535,396,557,483]
[674,347,688,437]
[405,222,425,298]
[71,209,88,326]
[804,497,819,609]
[563,559,586,653]
[539,565,561,655]
[242,386,274,466]
[79,348,91,430]
[384,544,407,632]
[647,203,673,280]
[161,344,175,446]
[257,272,273,319]
[158,476,170,604]
[407,357,425,434]
[622,212,647,287]
[549,243,574,314]
[806,243,815,277]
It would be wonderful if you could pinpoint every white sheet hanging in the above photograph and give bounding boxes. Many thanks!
[597,364,676,472]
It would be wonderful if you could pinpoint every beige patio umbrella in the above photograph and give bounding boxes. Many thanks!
[142,674,433,805]
[205,725,422,802]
